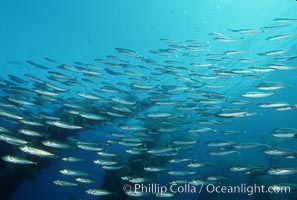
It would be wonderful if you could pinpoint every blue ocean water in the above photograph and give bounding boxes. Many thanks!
[0,0,297,200]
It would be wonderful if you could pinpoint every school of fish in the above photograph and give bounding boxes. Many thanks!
[1,17,297,198]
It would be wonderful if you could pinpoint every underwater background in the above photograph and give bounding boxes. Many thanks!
[0,0,297,200]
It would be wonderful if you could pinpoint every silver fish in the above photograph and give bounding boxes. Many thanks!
[1,155,37,165]
[85,189,113,196]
